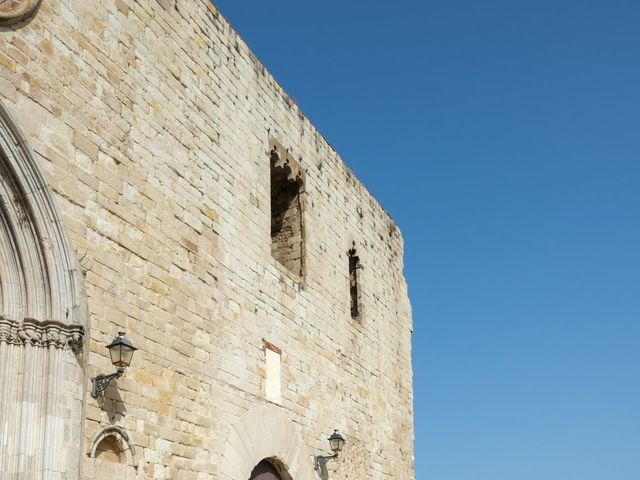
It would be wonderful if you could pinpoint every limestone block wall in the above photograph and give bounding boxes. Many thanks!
[0,0,414,479]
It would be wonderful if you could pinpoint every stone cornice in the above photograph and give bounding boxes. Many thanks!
[0,316,84,352]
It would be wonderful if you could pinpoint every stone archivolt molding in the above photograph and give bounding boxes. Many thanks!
[0,99,85,325]
[0,316,84,351]
[220,403,315,480]
[0,0,42,25]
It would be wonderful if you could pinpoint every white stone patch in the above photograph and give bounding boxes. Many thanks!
[265,348,282,404]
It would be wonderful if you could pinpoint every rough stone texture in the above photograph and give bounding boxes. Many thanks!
[0,0,414,478]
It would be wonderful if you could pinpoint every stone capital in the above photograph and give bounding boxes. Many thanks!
[0,316,84,352]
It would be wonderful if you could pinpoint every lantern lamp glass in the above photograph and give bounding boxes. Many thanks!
[328,430,345,454]
[106,332,137,369]
[119,345,135,367]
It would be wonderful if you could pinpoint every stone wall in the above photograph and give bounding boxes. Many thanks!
[0,0,414,478]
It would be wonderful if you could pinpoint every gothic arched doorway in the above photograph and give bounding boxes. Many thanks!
[0,99,87,478]
[249,460,282,480]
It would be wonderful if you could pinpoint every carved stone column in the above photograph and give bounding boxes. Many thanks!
[0,318,84,479]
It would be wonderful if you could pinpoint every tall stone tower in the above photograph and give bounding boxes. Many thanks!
[0,1,414,479]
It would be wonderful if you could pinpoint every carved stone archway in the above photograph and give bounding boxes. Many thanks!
[220,404,315,480]
[0,100,87,479]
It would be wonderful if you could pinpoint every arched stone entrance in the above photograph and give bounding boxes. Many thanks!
[220,404,315,480]
[0,100,87,479]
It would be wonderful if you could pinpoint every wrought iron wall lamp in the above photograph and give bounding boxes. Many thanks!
[314,430,346,473]
[91,332,137,398]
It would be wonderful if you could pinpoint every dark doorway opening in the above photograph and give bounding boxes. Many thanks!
[249,459,282,480]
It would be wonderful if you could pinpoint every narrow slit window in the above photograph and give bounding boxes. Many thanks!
[270,147,303,277]
[348,247,361,318]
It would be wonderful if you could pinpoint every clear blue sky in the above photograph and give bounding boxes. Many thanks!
[213,1,640,479]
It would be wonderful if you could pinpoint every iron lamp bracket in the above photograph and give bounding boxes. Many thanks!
[91,368,124,398]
